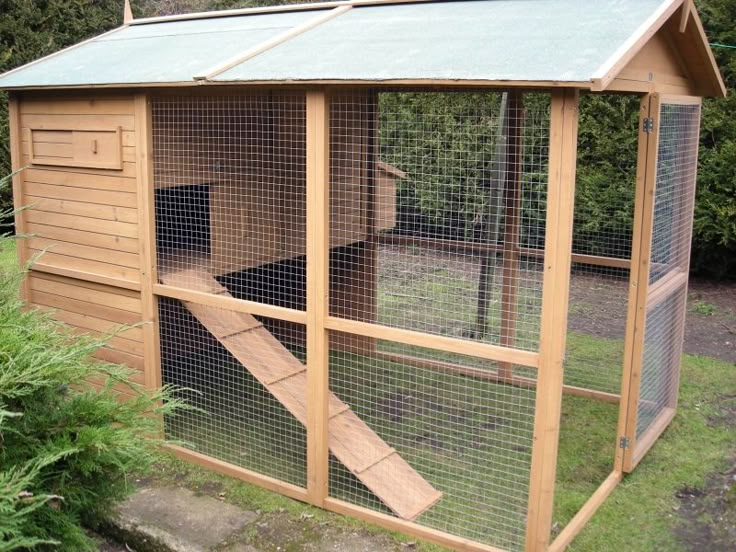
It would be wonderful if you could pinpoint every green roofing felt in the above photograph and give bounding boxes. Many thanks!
[216,0,666,83]
[0,10,322,87]
[0,0,671,88]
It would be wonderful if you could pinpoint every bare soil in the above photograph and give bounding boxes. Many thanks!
[569,272,736,363]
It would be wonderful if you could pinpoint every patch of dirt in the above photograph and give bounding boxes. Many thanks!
[383,246,736,363]
[250,513,403,552]
[673,454,736,551]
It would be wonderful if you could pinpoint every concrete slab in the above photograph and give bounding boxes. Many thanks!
[112,487,257,552]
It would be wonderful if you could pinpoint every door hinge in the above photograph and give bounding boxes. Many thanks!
[619,436,630,449]
[643,117,655,133]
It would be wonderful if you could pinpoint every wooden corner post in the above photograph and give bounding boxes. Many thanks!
[8,94,31,302]
[306,90,331,505]
[525,88,579,552]
[134,93,162,392]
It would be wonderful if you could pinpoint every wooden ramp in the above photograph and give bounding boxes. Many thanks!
[160,267,442,521]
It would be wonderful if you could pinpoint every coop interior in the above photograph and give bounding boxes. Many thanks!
[151,89,698,551]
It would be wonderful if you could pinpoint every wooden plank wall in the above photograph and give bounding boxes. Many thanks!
[15,94,146,397]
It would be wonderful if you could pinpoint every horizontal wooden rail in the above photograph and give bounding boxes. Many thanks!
[375,351,619,403]
[646,269,688,311]
[323,497,506,552]
[378,234,630,270]
[547,471,623,552]
[166,444,308,502]
[153,283,307,324]
[30,263,142,291]
[326,316,539,368]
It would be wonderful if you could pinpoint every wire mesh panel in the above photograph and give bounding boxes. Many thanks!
[635,101,700,441]
[564,95,640,395]
[159,298,307,486]
[152,93,307,306]
[152,92,309,487]
[329,336,537,551]
[325,90,550,551]
[329,91,550,352]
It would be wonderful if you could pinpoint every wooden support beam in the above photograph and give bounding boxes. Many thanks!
[374,351,620,404]
[305,90,331,507]
[679,0,693,33]
[498,91,524,380]
[153,283,308,324]
[167,444,308,502]
[196,6,352,80]
[8,94,31,302]
[124,0,134,24]
[326,316,539,368]
[378,234,631,270]
[547,471,622,552]
[525,88,579,552]
[615,94,661,475]
[134,94,161,391]
[323,497,506,552]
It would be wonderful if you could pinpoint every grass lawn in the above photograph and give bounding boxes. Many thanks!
[2,240,733,550]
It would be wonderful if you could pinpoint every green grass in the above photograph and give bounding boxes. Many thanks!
[2,242,732,550]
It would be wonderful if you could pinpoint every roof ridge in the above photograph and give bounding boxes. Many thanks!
[130,0,440,26]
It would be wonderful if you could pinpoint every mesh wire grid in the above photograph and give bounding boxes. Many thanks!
[149,89,566,551]
[636,101,700,440]
[326,90,549,551]
[563,94,640,395]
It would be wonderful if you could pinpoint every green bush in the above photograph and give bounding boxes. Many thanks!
[0,266,184,550]
[0,174,185,550]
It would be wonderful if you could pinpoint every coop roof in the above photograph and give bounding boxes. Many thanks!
[0,0,725,96]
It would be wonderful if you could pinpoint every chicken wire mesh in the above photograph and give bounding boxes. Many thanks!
[325,90,549,551]
[636,101,700,440]
[159,297,307,486]
[152,93,307,305]
[563,94,640,396]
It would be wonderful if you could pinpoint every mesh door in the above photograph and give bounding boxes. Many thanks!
[632,100,700,458]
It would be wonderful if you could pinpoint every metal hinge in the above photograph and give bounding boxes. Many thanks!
[643,117,655,133]
[619,436,630,449]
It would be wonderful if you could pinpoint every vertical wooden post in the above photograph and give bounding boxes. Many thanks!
[8,94,31,302]
[306,90,331,505]
[498,91,524,380]
[525,88,579,552]
[615,94,660,474]
[134,94,162,391]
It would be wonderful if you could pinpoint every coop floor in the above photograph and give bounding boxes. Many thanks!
[164,338,619,550]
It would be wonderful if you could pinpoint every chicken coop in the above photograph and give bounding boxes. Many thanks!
[0,0,725,550]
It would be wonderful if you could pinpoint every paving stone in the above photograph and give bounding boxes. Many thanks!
[111,487,257,552]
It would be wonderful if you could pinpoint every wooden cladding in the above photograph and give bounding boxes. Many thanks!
[17,95,141,291]
[30,127,123,170]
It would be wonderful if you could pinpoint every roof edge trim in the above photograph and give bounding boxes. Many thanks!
[0,79,596,92]
[197,5,353,81]
[0,25,129,82]
[130,0,436,26]
[688,5,727,97]
[591,0,684,92]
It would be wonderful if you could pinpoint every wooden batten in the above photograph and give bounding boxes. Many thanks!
[305,90,331,506]
[134,93,162,391]
[525,88,579,552]
[616,94,661,474]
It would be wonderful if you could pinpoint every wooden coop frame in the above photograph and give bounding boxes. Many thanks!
[0,1,725,551]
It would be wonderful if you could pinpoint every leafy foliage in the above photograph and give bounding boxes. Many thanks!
[0,263,185,551]
[0,175,186,551]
